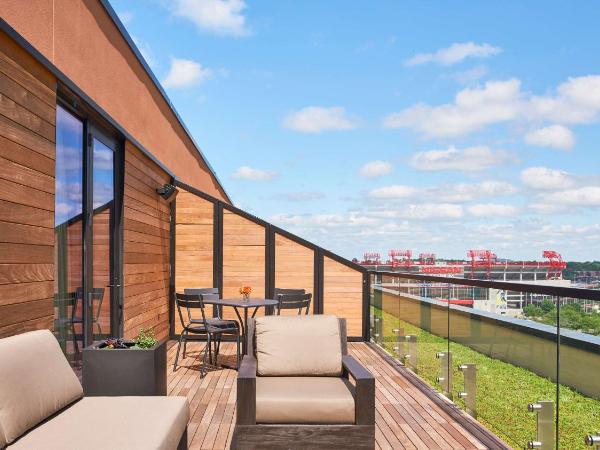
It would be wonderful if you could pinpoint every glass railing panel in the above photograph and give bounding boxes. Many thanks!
[371,274,449,384]
[448,282,558,449]
[558,296,600,450]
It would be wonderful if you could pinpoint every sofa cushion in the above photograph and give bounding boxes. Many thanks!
[256,377,355,424]
[8,396,189,450]
[0,330,83,445]
[255,315,342,376]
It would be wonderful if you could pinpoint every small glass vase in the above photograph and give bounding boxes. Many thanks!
[242,293,250,302]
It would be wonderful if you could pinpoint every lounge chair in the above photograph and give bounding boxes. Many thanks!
[232,315,375,449]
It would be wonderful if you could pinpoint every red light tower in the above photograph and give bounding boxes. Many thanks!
[543,250,566,279]
[389,249,412,271]
[467,249,497,279]
[419,253,436,265]
[362,252,381,265]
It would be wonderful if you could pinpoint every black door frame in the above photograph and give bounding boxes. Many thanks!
[57,94,125,346]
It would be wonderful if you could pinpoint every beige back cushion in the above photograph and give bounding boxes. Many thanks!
[255,315,342,376]
[0,330,83,444]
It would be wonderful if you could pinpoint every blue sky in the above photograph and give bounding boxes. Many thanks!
[110,0,600,261]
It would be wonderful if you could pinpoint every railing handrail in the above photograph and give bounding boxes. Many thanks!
[369,269,600,301]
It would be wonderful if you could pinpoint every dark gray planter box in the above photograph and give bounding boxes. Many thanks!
[83,340,167,396]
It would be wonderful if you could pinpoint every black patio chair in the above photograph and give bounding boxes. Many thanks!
[276,293,313,315]
[272,288,306,315]
[173,292,241,376]
[184,287,240,363]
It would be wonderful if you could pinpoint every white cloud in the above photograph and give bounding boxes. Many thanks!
[359,160,393,178]
[434,181,517,203]
[452,65,488,85]
[468,203,520,217]
[171,0,250,37]
[525,125,575,150]
[520,167,577,191]
[410,145,513,172]
[384,75,600,139]
[383,79,521,137]
[368,181,517,202]
[275,192,325,202]
[232,166,278,181]
[530,187,600,214]
[368,185,417,199]
[405,42,502,66]
[283,107,357,133]
[162,58,212,89]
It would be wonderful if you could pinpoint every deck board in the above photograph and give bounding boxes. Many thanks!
[167,341,490,449]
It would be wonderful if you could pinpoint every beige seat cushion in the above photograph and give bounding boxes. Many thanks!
[0,330,83,445]
[256,377,355,424]
[9,396,189,450]
[255,315,342,376]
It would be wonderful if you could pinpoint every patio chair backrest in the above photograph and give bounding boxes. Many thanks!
[273,287,305,297]
[253,315,345,377]
[175,293,208,329]
[276,293,312,315]
[184,287,219,301]
[0,330,83,446]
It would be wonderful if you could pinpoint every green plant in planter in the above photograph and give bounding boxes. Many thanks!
[134,328,158,349]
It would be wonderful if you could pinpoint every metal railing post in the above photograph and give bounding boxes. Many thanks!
[404,334,418,372]
[436,351,453,399]
[392,328,405,360]
[585,433,600,448]
[457,364,477,418]
[527,401,554,449]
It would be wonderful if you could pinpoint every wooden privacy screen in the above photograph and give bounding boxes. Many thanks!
[174,191,213,332]
[323,256,364,337]
[0,31,56,338]
[274,233,314,315]
[222,210,266,319]
[173,184,367,339]
[122,143,171,340]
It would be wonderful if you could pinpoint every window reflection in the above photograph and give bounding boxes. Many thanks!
[54,105,84,369]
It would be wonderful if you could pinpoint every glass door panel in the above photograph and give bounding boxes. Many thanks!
[54,105,85,367]
[91,137,115,341]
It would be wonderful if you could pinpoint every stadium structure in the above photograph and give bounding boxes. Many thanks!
[361,249,571,315]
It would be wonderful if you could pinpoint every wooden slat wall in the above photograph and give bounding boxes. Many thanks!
[274,233,314,315]
[174,191,213,332]
[222,210,265,319]
[123,142,171,341]
[0,31,56,338]
[323,256,363,337]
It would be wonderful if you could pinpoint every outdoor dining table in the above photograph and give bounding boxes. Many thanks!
[201,297,279,355]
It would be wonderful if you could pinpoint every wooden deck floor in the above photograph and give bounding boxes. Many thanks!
[166,341,491,449]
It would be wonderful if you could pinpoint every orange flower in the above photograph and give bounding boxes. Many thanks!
[239,286,252,295]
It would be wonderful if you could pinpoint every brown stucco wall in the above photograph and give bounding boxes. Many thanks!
[1,0,229,203]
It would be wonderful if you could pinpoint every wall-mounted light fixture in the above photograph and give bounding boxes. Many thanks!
[156,183,178,203]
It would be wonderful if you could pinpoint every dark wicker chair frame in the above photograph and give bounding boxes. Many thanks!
[173,293,241,376]
[233,317,375,449]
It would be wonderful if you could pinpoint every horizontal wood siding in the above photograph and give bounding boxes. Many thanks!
[274,233,314,315]
[123,142,170,341]
[0,31,56,338]
[222,210,265,320]
[175,191,213,333]
[323,256,363,337]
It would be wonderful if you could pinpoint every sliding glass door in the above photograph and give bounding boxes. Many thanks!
[55,105,122,367]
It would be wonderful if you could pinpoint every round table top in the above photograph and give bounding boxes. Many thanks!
[202,297,279,308]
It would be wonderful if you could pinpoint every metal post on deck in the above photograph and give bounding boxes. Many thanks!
[392,328,405,361]
[404,334,418,372]
[526,401,554,449]
[457,363,477,418]
[436,351,453,399]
